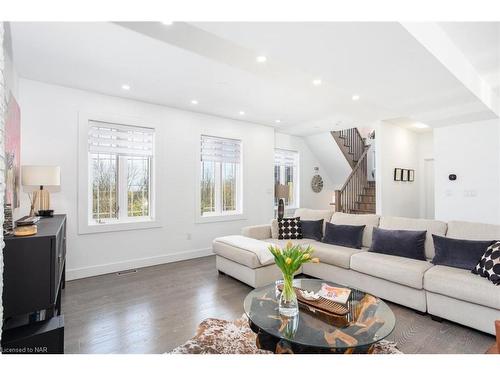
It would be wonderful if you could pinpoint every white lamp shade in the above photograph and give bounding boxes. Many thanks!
[22,165,61,187]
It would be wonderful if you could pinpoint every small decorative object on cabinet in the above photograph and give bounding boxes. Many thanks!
[275,184,289,219]
[268,241,319,317]
[1,215,67,354]
[3,203,14,235]
[311,167,324,193]
[21,165,61,216]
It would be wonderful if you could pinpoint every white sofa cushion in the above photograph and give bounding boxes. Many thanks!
[307,241,366,269]
[330,212,380,248]
[424,265,500,310]
[267,238,315,248]
[241,224,272,240]
[446,220,500,240]
[214,237,314,269]
[213,240,269,269]
[350,252,433,289]
[379,216,447,260]
[294,208,334,222]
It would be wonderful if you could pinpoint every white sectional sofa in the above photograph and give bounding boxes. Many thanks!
[212,208,500,335]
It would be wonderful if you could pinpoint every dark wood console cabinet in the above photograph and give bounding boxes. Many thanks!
[2,215,66,354]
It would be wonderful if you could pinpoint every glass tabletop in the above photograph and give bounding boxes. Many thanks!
[243,278,395,350]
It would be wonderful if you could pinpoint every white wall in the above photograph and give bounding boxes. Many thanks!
[19,79,275,280]
[434,119,500,225]
[418,131,434,218]
[304,132,351,189]
[375,121,422,218]
[275,132,335,211]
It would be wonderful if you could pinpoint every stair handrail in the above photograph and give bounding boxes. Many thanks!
[335,144,371,213]
[331,128,366,168]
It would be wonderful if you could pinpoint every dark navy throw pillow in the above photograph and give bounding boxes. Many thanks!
[370,227,427,261]
[322,222,365,249]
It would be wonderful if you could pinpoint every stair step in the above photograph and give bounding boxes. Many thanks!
[348,208,376,214]
[359,194,376,203]
[355,202,376,211]
[363,187,376,195]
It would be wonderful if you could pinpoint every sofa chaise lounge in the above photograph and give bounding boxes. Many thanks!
[213,209,500,335]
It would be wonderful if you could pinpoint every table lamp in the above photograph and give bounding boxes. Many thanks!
[22,165,61,217]
[275,184,289,219]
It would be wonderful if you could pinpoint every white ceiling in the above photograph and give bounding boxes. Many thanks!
[9,22,500,136]
[439,22,500,96]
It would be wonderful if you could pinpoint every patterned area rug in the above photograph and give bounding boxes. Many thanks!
[170,315,402,354]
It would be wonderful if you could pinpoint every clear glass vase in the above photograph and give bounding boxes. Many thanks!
[279,274,299,317]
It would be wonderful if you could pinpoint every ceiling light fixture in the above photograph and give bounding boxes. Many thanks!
[161,21,173,25]
[312,79,322,86]
[256,56,267,63]
[352,94,360,101]
[275,120,281,123]
[191,99,198,105]
[414,122,429,129]
[121,84,131,91]
[239,111,245,116]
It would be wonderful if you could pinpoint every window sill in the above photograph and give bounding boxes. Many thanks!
[195,213,247,224]
[78,218,162,235]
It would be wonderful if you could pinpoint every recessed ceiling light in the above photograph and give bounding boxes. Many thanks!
[414,122,429,129]
[256,56,267,63]
[275,119,281,123]
[161,21,173,25]
[352,94,360,101]
[239,111,245,116]
[312,79,322,86]
[121,84,131,91]
[191,99,198,105]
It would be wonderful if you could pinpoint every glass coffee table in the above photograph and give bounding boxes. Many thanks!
[243,278,395,354]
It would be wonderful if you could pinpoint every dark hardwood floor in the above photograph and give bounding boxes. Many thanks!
[62,256,494,354]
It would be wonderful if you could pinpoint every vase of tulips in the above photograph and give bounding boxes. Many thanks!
[268,241,319,317]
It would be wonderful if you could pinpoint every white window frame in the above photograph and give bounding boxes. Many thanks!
[196,134,245,224]
[78,112,162,234]
[274,148,300,210]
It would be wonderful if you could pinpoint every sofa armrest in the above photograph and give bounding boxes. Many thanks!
[241,224,272,240]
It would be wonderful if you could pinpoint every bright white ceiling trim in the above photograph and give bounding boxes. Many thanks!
[401,22,500,117]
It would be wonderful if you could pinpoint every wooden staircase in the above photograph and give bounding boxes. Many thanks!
[332,128,375,214]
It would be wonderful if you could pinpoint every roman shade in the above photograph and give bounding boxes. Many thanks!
[201,135,241,164]
[274,149,298,166]
[88,120,154,157]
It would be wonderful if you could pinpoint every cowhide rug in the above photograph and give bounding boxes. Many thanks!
[170,315,402,354]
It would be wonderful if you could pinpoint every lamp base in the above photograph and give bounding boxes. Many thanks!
[278,199,285,219]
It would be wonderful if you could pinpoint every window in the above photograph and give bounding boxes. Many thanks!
[88,121,154,225]
[274,149,299,208]
[200,135,242,218]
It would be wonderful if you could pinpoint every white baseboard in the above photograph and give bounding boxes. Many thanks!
[66,247,214,281]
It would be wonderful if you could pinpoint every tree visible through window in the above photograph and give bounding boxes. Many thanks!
[92,153,118,220]
[88,121,154,224]
[200,135,241,217]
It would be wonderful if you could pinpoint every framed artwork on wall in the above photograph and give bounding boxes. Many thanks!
[394,168,402,181]
[409,169,415,182]
[402,169,409,181]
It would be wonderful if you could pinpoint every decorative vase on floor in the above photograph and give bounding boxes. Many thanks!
[279,274,299,317]
[268,241,319,317]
